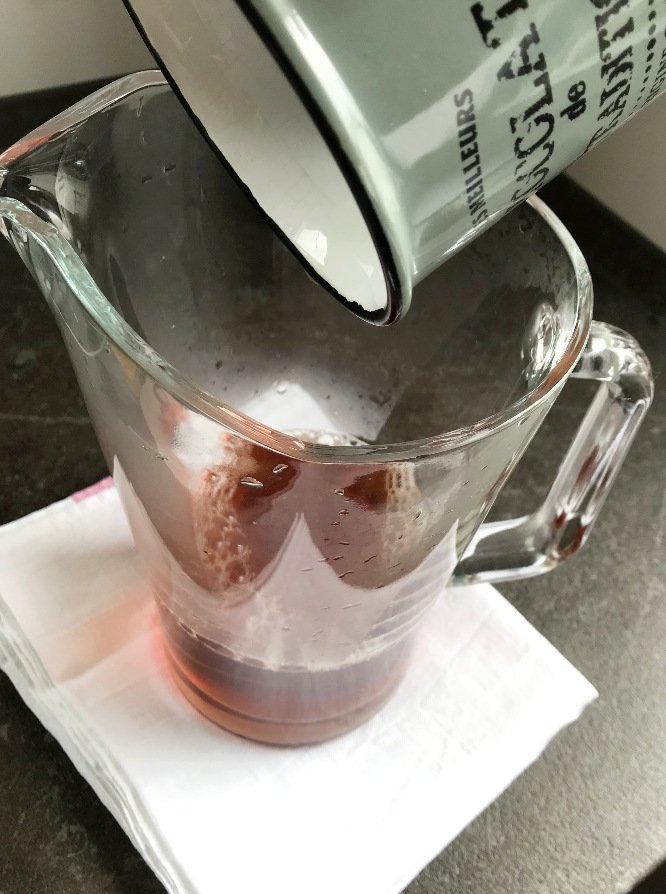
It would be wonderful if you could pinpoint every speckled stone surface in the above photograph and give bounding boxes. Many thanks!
[0,83,664,894]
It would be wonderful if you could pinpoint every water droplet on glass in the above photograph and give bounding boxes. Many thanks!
[521,301,558,389]
[274,380,288,394]
[240,476,263,489]
[518,216,532,234]
[141,174,152,185]
[273,463,288,474]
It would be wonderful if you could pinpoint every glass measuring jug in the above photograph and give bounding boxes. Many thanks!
[0,72,652,743]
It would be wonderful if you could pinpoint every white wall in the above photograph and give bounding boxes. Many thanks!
[568,95,666,254]
[2,2,665,253]
[0,0,152,98]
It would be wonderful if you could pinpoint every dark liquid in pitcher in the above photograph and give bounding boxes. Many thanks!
[151,435,427,744]
[159,603,411,745]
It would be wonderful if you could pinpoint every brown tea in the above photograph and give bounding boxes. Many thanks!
[160,601,411,744]
[129,432,445,744]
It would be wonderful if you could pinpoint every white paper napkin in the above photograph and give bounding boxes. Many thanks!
[0,481,597,894]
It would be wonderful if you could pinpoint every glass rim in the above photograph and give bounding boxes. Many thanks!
[0,71,593,464]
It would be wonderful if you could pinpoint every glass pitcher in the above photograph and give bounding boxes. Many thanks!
[0,72,653,744]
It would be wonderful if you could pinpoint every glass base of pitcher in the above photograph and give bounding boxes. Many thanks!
[159,613,412,745]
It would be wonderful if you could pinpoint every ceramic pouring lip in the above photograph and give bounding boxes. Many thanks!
[122,0,402,326]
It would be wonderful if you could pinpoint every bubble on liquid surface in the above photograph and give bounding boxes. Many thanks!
[240,476,263,489]
[287,429,369,447]
[274,380,288,394]
[273,464,288,474]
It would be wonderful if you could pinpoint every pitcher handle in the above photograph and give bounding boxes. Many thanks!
[452,321,653,585]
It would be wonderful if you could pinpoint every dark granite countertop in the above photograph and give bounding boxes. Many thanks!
[0,83,664,894]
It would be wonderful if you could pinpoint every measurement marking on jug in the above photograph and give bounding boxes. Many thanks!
[364,555,377,563]
[300,567,313,573]
[343,600,361,608]
[273,463,288,474]
[339,571,354,580]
